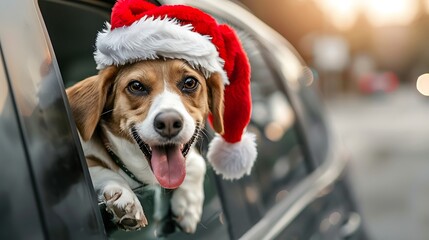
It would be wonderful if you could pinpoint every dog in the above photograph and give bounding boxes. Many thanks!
[66,59,225,232]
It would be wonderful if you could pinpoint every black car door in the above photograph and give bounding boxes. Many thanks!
[0,1,106,239]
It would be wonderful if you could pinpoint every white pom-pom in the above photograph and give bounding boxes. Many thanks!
[207,132,257,180]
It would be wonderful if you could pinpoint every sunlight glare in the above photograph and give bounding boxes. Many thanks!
[364,0,418,27]
[426,0,429,14]
[315,0,418,29]
[315,0,359,30]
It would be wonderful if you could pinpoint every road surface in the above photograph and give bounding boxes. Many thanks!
[326,86,429,240]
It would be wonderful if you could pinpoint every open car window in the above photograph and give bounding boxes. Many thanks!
[38,1,230,239]
[39,0,312,239]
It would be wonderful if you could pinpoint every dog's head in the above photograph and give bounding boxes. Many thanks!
[67,59,224,188]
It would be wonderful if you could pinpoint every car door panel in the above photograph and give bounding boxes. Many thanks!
[0,1,107,239]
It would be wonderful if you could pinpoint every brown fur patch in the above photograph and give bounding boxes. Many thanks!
[206,72,225,134]
[87,154,119,171]
[87,155,106,168]
[66,66,118,141]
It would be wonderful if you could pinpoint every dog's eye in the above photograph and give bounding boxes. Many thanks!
[127,81,148,95]
[181,77,199,93]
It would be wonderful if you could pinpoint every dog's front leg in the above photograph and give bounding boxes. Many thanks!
[89,165,148,231]
[170,148,206,233]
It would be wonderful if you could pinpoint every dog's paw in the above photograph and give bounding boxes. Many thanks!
[170,186,204,233]
[103,185,148,231]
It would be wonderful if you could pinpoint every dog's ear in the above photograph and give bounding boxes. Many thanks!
[66,66,118,141]
[207,72,225,134]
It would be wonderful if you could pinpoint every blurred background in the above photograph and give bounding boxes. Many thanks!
[237,0,429,239]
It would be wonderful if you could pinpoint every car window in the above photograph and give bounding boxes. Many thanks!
[38,0,110,87]
[38,1,230,239]
[39,1,312,239]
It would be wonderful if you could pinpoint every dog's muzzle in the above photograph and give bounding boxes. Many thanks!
[130,123,200,189]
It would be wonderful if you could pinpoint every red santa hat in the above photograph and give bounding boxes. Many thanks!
[94,0,257,180]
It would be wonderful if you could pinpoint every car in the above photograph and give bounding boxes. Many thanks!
[0,0,368,239]
[358,71,399,95]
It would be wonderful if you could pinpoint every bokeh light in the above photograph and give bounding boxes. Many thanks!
[314,0,359,30]
[314,0,419,29]
[416,74,429,96]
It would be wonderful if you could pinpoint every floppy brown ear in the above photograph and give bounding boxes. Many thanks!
[207,72,225,135]
[66,66,118,141]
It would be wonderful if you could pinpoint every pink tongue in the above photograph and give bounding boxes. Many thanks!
[151,145,186,189]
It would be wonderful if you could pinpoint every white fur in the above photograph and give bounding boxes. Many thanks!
[207,132,257,180]
[80,129,155,188]
[134,89,195,146]
[94,17,229,84]
[103,128,158,187]
[171,148,206,233]
[80,133,110,164]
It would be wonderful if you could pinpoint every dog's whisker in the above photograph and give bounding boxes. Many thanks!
[139,164,151,173]
[197,128,211,143]
[199,128,209,140]
[100,109,113,116]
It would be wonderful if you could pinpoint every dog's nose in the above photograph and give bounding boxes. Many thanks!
[154,110,183,138]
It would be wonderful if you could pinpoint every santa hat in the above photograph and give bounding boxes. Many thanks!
[94,0,257,180]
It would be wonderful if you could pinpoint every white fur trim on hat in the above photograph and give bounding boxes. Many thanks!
[207,132,257,180]
[94,16,229,84]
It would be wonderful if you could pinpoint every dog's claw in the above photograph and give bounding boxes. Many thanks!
[103,185,148,231]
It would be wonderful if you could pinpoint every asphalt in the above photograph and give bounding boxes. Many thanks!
[325,86,429,240]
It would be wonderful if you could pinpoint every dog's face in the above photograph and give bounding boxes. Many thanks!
[67,59,224,189]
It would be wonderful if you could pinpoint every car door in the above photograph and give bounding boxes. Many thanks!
[0,1,106,239]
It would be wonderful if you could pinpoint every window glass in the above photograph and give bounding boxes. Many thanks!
[2,0,106,238]
[0,47,45,240]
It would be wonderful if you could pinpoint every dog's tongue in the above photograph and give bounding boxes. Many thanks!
[151,145,186,189]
